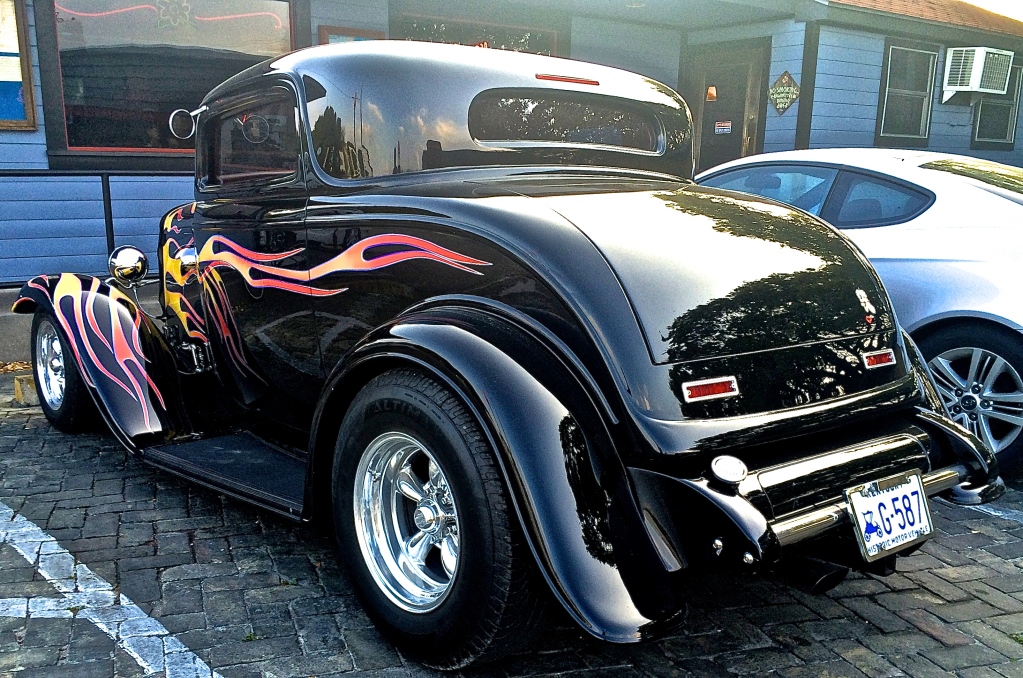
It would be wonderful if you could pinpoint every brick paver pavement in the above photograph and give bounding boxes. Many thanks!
[2,374,1023,677]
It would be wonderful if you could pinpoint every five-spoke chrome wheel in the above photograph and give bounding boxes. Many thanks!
[34,318,66,411]
[928,346,1023,455]
[354,432,460,613]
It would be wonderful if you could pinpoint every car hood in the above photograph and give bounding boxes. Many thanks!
[537,185,896,364]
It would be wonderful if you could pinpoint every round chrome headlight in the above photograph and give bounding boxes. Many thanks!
[108,246,149,288]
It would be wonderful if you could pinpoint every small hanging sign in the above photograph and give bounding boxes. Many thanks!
[715,121,732,135]
[769,71,800,115]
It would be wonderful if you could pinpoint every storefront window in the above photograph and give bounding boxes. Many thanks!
[54,0,291,151]
[879,42,937,141]
[393,15,555,55]
[0,0,36,129]
[974,65,1021,147]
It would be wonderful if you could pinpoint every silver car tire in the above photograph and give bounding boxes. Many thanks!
[331,368,548,669]
[919,324,1023,470]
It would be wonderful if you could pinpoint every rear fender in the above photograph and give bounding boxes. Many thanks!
[310,306,678,642]
[13,273,184,450]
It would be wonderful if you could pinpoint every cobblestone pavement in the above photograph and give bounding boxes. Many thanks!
[2,376,1023,677]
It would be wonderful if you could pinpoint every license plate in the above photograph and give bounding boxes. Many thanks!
[845,471,933,562]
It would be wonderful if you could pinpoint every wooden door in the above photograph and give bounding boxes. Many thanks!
[686,40,770,172]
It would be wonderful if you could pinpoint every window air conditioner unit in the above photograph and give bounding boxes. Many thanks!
[943,47,1014,102]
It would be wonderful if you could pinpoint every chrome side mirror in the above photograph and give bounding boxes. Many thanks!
[108,246,150,288]
[168,105,207,140]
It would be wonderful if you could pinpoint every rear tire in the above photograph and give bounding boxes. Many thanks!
[332,368,548,668]
[917,323,1023,471]
[31,309,95,433]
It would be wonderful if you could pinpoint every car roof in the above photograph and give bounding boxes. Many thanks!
[696,148,976,179]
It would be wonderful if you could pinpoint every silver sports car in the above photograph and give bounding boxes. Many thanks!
[698,149,1023,468]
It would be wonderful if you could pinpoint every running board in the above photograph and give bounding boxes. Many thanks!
[143,432,306,519]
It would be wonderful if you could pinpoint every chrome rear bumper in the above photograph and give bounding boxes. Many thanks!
[770,464,966,547]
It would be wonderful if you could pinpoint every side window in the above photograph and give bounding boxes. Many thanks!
[822,172,932,228]
[208,87,300,187]
[876,40,939,145]
[701,166,839,215]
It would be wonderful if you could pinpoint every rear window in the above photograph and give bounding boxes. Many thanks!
[921,157,1023,196]
[468,89,662,154]
[822,171,932,228]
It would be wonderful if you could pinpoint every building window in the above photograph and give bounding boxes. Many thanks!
[876,40,938,146]
[52,0,292,153]
[392,15,556,55]
[0,0,37,130]
[973,65,1021,149]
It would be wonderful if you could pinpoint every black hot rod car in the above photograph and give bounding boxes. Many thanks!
[14,41,1004,668]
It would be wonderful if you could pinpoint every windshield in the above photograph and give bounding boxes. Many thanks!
[920,157,1023,196]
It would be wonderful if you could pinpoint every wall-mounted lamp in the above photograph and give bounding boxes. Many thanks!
[706,86,718,102]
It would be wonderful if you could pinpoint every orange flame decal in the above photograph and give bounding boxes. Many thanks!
[199,233,490,297]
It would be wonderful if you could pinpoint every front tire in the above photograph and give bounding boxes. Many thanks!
[332,368,547,668]
[31,309,94,432]
[918,323,1023,470]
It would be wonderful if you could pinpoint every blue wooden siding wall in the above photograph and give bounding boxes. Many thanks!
[763,21,805,153]
[809,27,884,148]
[0,175,192,286]
[808,26,1023,165]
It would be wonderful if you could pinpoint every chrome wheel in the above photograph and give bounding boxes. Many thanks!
[928,346,1023,455]
[35,319,66,411]
[354,432,460,613]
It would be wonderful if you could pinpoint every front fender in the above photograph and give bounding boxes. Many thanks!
[311,306,677,642]
[13,273,183,450]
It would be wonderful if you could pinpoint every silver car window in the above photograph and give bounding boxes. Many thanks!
[700,165,838,215]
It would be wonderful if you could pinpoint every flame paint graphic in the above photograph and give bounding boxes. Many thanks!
[202,266,264,385]
[45,274,165,432]
[198,233,491,297]
[161,203,207,342]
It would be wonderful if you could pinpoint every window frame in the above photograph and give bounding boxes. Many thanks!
[32,0,310,171]
[820,169,935,229]
[972,64,1022,151]
[875,38,940,148]
[0,0,37,130]
[197,80,305,196]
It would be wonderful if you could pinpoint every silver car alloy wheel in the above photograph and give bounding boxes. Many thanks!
[35,319,66,411]
[353,432,460,613]
[928,346,1023,456]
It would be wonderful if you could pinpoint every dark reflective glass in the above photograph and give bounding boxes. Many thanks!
[54,0,290,150]
[881,46,935,138]
[211,90,298,185]
[888,47,934,93]
[701,165,839,215]
[301,61,692,180]
[826,172,930,228]
[468,90,660,152]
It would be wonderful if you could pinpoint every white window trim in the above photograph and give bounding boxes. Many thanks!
[974,65,1022,144]
[880,45,938,140]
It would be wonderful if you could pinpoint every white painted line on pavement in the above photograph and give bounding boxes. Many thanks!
[0,500,223,678]
[964,501,1023,525]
